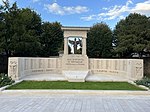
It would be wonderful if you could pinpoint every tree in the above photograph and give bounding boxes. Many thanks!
[40,22,63,56]
[0,1,42,57]
[114,13,150,58]
[11,8,42,56]
[87,23,113,58]
[0,0,18,57]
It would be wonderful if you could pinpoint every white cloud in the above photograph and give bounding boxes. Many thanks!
[81,0,132,21]
[81,0,150,21]
[44,3,64,15]
[44,3,89,15]
[131,0,150,15]
[0,0,3,5]
[81,15,97,21]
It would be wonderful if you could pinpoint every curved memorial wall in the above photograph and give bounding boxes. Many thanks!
[8,57,143,81]
[8,57,62,80]
[89,59,143,80]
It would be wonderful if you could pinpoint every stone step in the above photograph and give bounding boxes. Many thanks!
[62,71,89,82]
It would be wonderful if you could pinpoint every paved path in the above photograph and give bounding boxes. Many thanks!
[23,73,129,81]
[0,93,150,112]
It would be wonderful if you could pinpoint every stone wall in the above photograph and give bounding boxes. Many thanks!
[8,57,143,80]
[89,59,143,80]
[62,55,88,70]
[8,57,62,80]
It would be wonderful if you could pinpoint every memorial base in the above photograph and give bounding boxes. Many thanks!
[62,54,89,82]
[62,54,88,70]
[63,71,89,82]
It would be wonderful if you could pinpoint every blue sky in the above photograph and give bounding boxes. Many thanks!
[1,0,150,29]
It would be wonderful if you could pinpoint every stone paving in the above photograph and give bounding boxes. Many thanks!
[0,92,150,112]
[22,73,129,81]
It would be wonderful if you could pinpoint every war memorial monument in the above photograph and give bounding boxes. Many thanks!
[8,26,143,82]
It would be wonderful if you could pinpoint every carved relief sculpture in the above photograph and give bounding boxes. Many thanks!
[9,61,17,78]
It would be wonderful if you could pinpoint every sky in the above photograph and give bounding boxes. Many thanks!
[0,0,150,29]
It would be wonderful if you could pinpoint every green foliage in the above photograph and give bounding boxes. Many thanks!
[0,73,14,87]
[0,1,42,57]
[12,8,42,57]
[7,81,145,90]
[40,22,63,56]
[114,13,150,58]
[134,77,150,88]
[87,23,113,58]
[0,1,17,57]
[0,1,64,57]
[144,73,150,78]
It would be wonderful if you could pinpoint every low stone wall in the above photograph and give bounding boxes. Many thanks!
[89,59,143,80]
[8,57,143,80]
[8,57,62,80]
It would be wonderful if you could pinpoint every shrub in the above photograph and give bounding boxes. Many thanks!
[144,74,150,78]
[134,77,150,88]
[0,73,15,87]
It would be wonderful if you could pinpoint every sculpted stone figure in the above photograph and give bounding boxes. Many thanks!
[69,38,82,54]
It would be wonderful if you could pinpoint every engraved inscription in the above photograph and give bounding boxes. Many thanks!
[66,58,84,65]
[109,70,118,74]
[32,70,44,72]
[95,70,118,74]
[96,70,107,73]
[123,60,127,71]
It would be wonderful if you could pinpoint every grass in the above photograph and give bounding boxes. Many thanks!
[7,81,146,90]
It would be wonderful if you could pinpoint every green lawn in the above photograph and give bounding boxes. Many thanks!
[7,81,146,90]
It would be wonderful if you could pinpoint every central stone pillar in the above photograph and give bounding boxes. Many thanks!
[61,26,90,82]
[82,37,86,55]
[62,54,89,82]
[64,37,68,55]
[62,55,88,71]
